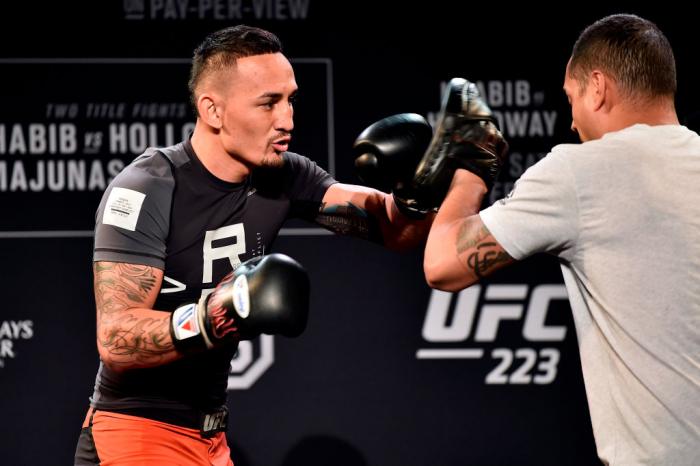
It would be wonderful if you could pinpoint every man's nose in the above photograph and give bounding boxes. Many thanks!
[275,103,294,133]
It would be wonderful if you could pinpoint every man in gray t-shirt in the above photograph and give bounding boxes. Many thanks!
[423,14,699,466]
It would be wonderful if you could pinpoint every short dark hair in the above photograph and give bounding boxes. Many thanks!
[188,25,283,113]
[569,14,676,101]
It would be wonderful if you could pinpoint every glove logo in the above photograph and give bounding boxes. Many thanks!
[172,303,200,340]
[232,275,250,319]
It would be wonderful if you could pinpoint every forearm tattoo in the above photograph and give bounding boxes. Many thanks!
[456,220,511,278]
[99,313,171,359]
[94,263,172,364]
[315,202,383,243]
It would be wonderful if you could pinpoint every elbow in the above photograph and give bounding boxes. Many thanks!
[97,347,121,372]
[96,332,129,373]
[424,271,469,293]
[99,354,129,374]
[423,258,478,292]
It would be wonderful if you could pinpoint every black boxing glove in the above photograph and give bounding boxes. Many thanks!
[413,78,509,206]
[353,113,434,218]
[170,253,310,354]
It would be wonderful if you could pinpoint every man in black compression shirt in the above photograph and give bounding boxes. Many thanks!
[74,25,439,465]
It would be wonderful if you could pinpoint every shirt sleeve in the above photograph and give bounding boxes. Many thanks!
[283,152,337,220]
[93,150,174,268]
[479,148,579,262]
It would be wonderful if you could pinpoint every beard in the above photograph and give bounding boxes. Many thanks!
[260,152,285,168]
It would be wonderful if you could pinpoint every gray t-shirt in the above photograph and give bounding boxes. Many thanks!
[480,124,700,465]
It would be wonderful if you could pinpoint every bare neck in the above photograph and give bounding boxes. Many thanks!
[606,99,679,134]
[190,122,250,183]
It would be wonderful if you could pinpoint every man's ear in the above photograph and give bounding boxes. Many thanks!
[589,70,607,111]
[197,93,223,129]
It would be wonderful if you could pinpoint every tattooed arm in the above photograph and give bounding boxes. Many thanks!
[424,170,514,291]
[315,183,434,252]
[94,261,182,371]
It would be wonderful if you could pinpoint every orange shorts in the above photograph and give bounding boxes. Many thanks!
[74,407,234,466]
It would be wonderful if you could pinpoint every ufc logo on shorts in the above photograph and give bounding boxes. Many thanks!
[202,409,228,434]
[417,284,568,385]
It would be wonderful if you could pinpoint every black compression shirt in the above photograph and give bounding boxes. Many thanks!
[89,139,335,426]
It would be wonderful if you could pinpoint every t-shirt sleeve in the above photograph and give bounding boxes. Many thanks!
[479,148,579,262]
[284,152,337,219]
[93,151,174,269]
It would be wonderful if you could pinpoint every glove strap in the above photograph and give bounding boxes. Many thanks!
[196,294,215,349]
[170,299,210,355]
[392,192,431,219]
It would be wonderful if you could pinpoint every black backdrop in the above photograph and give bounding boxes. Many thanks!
[1,2,697,465]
